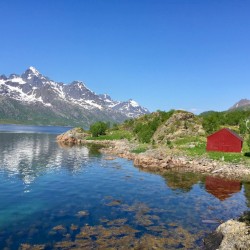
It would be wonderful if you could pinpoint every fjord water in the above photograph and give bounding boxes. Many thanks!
[0,126,249,249]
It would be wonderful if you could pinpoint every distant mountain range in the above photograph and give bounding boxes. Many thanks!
[0,67,149,126]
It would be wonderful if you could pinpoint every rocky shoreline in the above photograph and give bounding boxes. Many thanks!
[57,129,250,181]
[57,129,250,249]
[101,140,250,181]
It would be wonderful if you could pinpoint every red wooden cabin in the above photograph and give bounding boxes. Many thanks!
[206,128,243,153]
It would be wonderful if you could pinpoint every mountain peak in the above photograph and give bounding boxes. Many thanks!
[229,98,250,110]
[0,67,150,125]
[21,66,42,80]
[28,66,40,75]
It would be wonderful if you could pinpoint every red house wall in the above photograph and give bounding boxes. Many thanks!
[206,128,243,153]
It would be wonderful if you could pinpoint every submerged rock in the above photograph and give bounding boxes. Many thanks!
[76,210,89,217]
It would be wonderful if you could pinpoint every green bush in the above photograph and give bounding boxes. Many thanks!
[132,110,175,143]
[112,123,119,130]
[89,121,108,137]
[202,115,219,134]
[166,140,173,149]
[86,130,132,141]
[137,127,154,143]
[247,135,250,151]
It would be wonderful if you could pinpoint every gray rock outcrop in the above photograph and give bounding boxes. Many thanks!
[153,111,205,143]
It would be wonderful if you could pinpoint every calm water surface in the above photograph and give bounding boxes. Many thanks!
[0,126,249,249]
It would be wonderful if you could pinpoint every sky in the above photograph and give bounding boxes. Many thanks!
[0,0,249,113]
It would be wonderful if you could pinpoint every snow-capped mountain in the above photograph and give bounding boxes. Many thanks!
[0,67,149,126]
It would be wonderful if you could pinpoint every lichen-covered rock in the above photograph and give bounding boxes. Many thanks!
[56,127,88,144]
[153,111,205,143]
[216,219,250,250]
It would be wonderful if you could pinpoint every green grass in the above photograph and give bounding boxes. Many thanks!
[86,130,132,141]
[172,136,250,164]
[174,136,207,156]
[207,151,247,163]
[130,144,148,154]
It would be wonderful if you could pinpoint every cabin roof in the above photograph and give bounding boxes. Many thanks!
[208,128,243,141]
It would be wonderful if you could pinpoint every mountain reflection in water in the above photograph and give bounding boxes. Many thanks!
[0,133,95,186]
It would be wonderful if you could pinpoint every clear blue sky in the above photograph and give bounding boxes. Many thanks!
[0,0,249,113]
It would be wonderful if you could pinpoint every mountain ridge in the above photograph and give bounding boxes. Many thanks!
[0,67,149,126]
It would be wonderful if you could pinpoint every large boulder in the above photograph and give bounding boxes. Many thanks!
[215,219,250,250]
[57,128,89,144]
[153,111,205,143]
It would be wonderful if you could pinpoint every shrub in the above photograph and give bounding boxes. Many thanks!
[202,115,219,134]
[166,140,173,149]
[247,135,250,151]
[112,123,119,130]
[137,127,154,143]
[89,121,108,137]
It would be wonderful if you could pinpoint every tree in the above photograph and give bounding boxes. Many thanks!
[90,121,108,137]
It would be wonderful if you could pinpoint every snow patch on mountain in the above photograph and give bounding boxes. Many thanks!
[8,76,26,84]
[29,66,40,76]
[85,100,103,109]
[129,100,139,107]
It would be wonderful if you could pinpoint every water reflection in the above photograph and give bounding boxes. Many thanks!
[0,133,93,185]
[243,182,250,207]
[163,171,204,192]
[57,141,102,157]
[205,176,242,201]
[0,131,249,249]
[0,124,71,134]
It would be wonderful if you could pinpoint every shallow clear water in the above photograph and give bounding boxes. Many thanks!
[0,126,249,249]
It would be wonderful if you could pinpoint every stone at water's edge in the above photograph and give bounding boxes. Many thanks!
[215,220,250,250]
[204,215,250,250]
[56,128,89,144]
[203,231,223,250]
